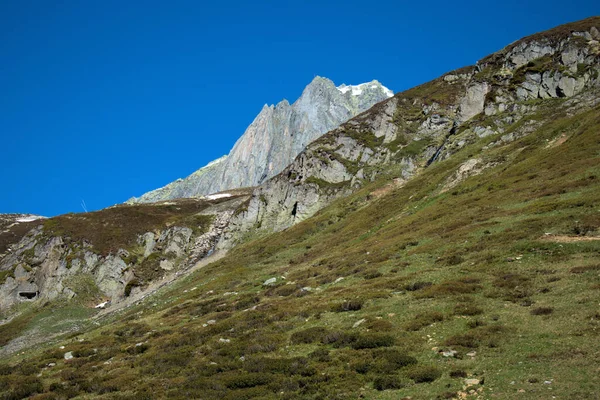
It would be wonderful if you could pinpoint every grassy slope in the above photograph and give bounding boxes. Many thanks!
[1,102,599,399]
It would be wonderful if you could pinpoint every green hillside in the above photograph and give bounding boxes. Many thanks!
[1,93,599,399]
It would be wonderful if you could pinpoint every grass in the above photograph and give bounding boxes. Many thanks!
[0,101,596,398]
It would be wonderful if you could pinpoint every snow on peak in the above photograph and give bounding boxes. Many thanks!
[336,81,394,98]
[16,215,46,223]
[205,193,233,200]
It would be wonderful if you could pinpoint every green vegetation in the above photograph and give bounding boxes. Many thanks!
[0,100,596,398]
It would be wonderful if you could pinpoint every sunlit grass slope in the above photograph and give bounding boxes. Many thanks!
[1,102,599,399]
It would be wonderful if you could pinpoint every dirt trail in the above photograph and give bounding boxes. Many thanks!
[540,235,600,243]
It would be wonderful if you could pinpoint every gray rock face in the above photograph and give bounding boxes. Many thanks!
[130,77,393,203]
[0,197,250,310]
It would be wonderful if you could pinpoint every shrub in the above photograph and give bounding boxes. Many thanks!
[352,360,371,374]
[570,264,600,274]
[331,299,364,312]
[466,319,487,329]
[453,303,483,316]
[3,376,43,399]
[406,365,442,383]
[322,331,358,347]
[417,280,481,298]
[531,307,554,315]
[124,279,141,297]
[309,348,330,362]
[450,369,468,378]
[272,285,298,296]
[352,333,395,349]
[444,333,479,348]
[373,375,406,390]
[366,319,394,332]
[405,311,444,331]
[364,270,383,280]
[224,373,271,389]
[404,281,433,291]
[374,349,418,371]
[290,327,329,344]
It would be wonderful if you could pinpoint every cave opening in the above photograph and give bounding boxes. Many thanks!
[291,202,298,218]
[18,291,38,300]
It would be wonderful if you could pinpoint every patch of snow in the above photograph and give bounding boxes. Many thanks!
[206,193,233,200]
[15,215,46,223]
[336,81,394,98]
[95,300,110,309]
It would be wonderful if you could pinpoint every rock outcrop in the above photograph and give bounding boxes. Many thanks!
[129,78,393,203]
[218,17,600,248]
[0,196,249,310]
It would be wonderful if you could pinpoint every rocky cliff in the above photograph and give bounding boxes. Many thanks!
[129,78,393,203]
[0,195,249,311]
[219,17,600,248]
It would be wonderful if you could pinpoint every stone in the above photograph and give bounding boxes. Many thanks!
[353,318,366,328]
[465,378,481,386]
[263,277,277,286]
[159,259,174,271]
[139,232,156,257]
[441,350,458,357]
[64,352,73,360]
[459,82,489,122]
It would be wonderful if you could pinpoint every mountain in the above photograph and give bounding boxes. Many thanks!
[129,78,393,203]
[0,17,599,400]
[219,16,600,245]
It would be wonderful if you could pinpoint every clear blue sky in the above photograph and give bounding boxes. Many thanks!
[1,1,597,216]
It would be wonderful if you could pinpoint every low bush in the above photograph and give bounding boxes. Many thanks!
[224,372,272,389]
[322,331,358,347]
[406,365,442,383]
[404,281,433,291]
[373,375,406,390]
[331,299,364,312]
[352,333,395,349]
[453,303,483,316]
[570,264,600,274]
[366,319,394,332]
[374,349,418,372]
[290,327,329,344]
[449,369,468,378]
[444,333,480,348]
[531,307,554,315]
[405,311,444,331]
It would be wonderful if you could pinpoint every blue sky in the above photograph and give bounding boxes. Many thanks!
[1,1,597,216]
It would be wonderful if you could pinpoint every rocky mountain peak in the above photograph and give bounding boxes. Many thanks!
[130,76,393,203]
